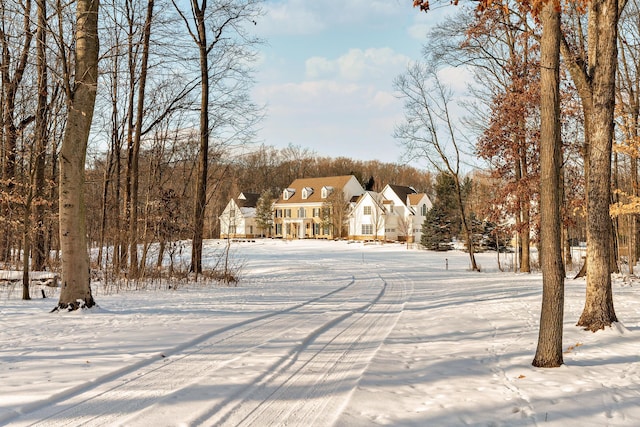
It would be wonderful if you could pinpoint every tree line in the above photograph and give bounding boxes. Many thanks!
[409,0,636,367]
[1,0,634,368]
[1,0,264,306]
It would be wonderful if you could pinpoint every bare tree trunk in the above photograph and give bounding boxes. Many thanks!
[57,0,99,311]
[533,0,564,368]
[520,155,531,272]
[0,0,34,263]
[22,189,32,300]
[631,157,638,274]
[190,3,210,276]
[577,0,619,331]
[32,0,49,271]
[453,175,478,271]
[97,145,114,268]
[127,0,155,278]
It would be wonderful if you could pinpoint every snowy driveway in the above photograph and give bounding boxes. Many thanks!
[3,239,640,426]
[4,242,412,426]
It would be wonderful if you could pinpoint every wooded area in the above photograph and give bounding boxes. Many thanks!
[1,0,639,363]
[410,0,630,366]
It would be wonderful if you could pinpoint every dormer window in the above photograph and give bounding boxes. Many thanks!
[302,187,314,199]
[283,188,295,200]
[321,186,334,199]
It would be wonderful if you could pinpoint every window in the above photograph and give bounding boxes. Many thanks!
[388,204,394,214]
[421,204,427,216]
[298,207,306,218]
[284,209,292,218]
[229,208,236,217]
[283,188,295,200]
[302,187,314,199]
[314,223,320,235]
[312,208,320,217]
[275,209,282,218]
[321,186,334,198]
[275,224,282,235]
[249,226,253,234]
[362,224,373,235]
[363,206,372,215]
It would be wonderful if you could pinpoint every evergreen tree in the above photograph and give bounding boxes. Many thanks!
[255,189,275,237]
[421,204,452,251]
[433,171,471,237]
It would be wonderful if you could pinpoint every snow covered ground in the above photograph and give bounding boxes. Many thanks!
[1,239,640,426]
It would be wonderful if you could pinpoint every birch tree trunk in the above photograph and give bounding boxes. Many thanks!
[57,0,99,311]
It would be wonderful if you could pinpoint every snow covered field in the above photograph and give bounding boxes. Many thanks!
[1,239,640,426]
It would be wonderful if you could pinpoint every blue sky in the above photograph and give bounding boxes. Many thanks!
[251,0,458,165]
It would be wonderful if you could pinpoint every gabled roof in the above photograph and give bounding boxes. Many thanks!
[407,193,428,206]
[350,191,385,215]
[235,192,260,208]
[275,175,358,204]
[387,184,417,206]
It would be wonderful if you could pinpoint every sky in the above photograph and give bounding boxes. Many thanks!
[250,0,460,166]
[3,239,640,425]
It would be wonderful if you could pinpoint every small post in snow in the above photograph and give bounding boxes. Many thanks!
[445,258,448,270]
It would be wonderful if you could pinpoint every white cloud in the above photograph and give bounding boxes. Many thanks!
[257,1,326,36]
[305,48,410,83]
[252,80,404,162]
[437,65,472,95]
[305,57,337,80]
[407,22,429,41]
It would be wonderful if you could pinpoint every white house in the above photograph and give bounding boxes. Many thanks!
[219,192,261,238]
[348,191,386,241]
[349,184,432,243]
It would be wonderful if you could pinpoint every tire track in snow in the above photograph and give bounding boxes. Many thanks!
[7,272,392,426]
[191,272,409,426]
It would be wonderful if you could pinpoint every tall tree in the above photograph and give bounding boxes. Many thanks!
[126,0,155,278]
[410,0,565,365]
[394,63,480,271]
[533,0,565,368]
[611,0,640,274]
[32,0,50,271]
[56,0,99,310]
[0,0,34,262]
[561,0,624,331]
[171,0,262,275]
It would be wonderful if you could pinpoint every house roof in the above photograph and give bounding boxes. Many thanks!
[407,193,428,206]
[350,191,385,215]
[387,184,417,205]
[275,175,358,204]
[235,192,260,208]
